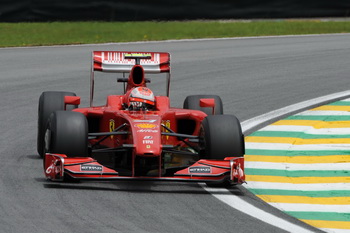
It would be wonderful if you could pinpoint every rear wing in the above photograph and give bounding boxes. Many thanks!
[92,51,170,73]
[90,51,171,106]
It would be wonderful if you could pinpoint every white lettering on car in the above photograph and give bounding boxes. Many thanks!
[143,140,154,144]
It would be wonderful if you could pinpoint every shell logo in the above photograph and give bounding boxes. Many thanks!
[135,123,157,129]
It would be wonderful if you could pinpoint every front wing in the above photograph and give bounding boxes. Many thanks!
[44,153,245,184]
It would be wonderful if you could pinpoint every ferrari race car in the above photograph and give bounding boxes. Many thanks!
[38,51,245,186]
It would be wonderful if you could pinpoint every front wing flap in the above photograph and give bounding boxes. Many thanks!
[174,157,245,184]
[44,153,245,184]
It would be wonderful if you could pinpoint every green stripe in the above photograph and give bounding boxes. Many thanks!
[245,149,350,156]
[246,100,350,224]
[286,211,350,222]
[285,115,350,121]
[249,131,350,139]
[245,168,350,177]
[328,101,350,106]
[249,189,350,197]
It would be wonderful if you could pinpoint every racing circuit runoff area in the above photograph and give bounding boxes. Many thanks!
[1,34,350,233]
[39,50,350,233]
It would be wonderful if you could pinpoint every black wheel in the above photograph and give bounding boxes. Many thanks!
[44,111,88,157]
[200,115,244,159]
[183,95,223,115]
[37,91,77,157]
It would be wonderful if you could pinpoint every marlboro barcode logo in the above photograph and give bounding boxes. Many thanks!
[81,165,103,172]
[189,166,211,173]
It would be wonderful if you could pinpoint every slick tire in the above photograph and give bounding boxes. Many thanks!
[45,111,88,157]
[37,91,77,157]
[200,115,244,159]
[183,95,223,115]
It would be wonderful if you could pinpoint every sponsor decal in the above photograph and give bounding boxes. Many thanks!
[189,166,212,173]
[124,53,160,64]
[46,161,61,175]
[81,165,103,172]
[146,145,151,149]
[46,164,55,174]
[135,123,157,129]
[144,136,153,139]
[102,52,160,65]
[125,53,152,58]
[134,119,156,123]
[143,140,154,144]
[137,129,158,133]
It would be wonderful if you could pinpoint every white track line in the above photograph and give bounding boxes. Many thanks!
[321,228,350,233]
[245,142,350,151]
[241,90,350,133]
[269,203,350,213]
[258,125,350,134]
[245,161,350,170]
[296,110,350,116]
[203,90,350,232]
[245,181,350,191]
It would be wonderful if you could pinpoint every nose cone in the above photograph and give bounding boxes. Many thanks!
[132,121,162,157]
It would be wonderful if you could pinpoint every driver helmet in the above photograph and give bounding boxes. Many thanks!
[127,87,155,110]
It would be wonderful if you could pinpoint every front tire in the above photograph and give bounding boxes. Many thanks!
[45,111,88,157]
[37,91,77,157]
[200,115,244,159]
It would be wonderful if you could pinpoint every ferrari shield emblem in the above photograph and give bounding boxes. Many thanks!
[109,119,115,138]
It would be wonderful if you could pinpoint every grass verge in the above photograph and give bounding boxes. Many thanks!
[0,20,350,47]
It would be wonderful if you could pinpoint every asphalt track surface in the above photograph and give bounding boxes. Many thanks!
[1,34,350,233]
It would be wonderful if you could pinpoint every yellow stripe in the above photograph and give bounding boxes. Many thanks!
[245,155,350,164]
[246,175,350,183]
[245,136,350,144]
[257,195,350,205]
[311,105,350,111]
[302,219,350,229]
[273,120,350,128]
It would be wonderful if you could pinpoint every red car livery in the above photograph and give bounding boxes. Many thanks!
[37,51,245,186]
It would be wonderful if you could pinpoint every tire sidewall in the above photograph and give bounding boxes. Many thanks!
[45,111,88,157]
[37,91,76,157]
[200,115,244,159]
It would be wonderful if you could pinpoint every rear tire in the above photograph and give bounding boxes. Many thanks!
[37,91,77,157]
[45,111,88,157]
[200,115,244,159]
[183,95,223,115]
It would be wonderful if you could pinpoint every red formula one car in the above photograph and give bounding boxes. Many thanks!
[37,51,245,186]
